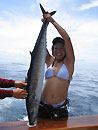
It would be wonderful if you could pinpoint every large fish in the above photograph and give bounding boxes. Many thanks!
[26,4,56,126]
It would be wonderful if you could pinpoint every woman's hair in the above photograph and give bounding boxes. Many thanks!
[52,37,65,46]
[52,37,65,56]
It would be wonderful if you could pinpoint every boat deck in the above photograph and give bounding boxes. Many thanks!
[0,115,98,130]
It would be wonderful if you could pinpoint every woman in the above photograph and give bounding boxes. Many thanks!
[38,13,75,119]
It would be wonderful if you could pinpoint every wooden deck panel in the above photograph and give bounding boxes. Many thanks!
[0,115,98,130]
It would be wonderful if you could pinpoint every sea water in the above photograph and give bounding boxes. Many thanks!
[0,53,98,123]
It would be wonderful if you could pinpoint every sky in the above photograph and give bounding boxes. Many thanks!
[0,0,98,63]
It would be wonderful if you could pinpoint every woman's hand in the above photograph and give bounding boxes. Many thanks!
[42,12,55,23]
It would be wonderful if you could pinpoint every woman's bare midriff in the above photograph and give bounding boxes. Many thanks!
[41,77,69,104]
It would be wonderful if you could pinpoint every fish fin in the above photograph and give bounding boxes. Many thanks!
[50,11,56,16]
[29,51,32,56]
[40,3,46,14]
[40,3,56,16]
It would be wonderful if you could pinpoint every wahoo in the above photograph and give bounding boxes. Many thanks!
[26,4,56,126]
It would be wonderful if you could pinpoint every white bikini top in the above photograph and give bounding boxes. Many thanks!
[45,63,69,80]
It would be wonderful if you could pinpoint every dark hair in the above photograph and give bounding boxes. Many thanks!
[52,37,65,56]
[52,37,65,45]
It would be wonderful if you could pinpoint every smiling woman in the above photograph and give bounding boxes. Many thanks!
[38,11,75,119]
[51,37,66,62]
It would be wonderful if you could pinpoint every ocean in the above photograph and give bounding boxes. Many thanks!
[0,54,98,123]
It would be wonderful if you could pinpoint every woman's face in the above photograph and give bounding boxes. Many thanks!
[53,43,66,61]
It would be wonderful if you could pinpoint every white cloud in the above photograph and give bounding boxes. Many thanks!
[0,15,42,54]
[78,0,98,11]
[70,19,98,61]
[0,1,98,62]
[36,0,66,11]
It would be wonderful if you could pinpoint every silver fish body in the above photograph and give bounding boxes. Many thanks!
[26,20,47,126]
[26,4,56,126]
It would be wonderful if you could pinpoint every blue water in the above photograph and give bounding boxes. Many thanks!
[0,54,98,123]
[68,60,98,117]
